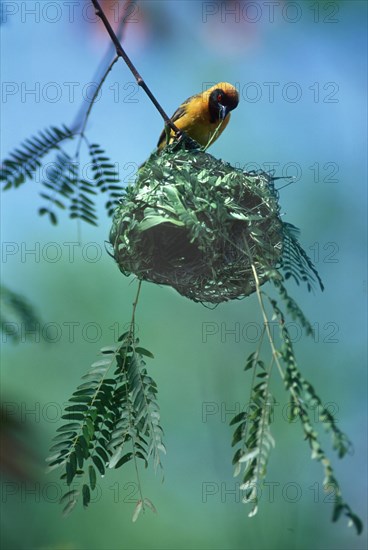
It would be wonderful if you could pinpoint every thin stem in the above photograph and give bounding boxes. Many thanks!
[91,0,181,137]
[221,231,286,382]
[252,356,274,486]
[72,0,135,133]
[131,279,142,334]
[68,0,130,243]
[244,246,301,409]
[72,53,119,243]
[241,327,265,449]
[75,55,119,157]
[249,263,285,382]
[120,279,145,509]
[248,326,265,393]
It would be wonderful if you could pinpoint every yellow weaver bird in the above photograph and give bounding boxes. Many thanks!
[157,82,239,151]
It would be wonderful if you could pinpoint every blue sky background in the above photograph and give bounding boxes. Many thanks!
[1,1,367,549]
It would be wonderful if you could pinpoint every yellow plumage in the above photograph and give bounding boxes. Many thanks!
[157,82,239,151]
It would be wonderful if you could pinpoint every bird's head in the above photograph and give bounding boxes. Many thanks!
[207,82,239,122]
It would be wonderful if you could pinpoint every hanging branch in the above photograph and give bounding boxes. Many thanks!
[1,0,184,225]
[48,280,165,520]
[75,55,119,158]
[91,0,181,138]
[229,236,363,534]
[72,0,137,134]
[1,1,142,226]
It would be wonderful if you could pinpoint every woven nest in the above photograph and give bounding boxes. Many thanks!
[109,145,284,303]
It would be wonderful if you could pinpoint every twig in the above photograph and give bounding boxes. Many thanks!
[91,0,181,138]
[249,263,286,382]
[131,279,142,331]
[75,55,119,157]
[120,280,146,511]
[72,0,136,133]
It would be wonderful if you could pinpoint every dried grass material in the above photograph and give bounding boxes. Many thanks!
[109,147,283,303]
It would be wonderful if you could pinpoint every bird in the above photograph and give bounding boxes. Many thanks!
[157,82,239,152]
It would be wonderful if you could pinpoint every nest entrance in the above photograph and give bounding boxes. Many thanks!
[109,147,283,303]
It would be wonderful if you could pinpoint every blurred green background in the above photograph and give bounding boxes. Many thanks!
[1,0,367,549]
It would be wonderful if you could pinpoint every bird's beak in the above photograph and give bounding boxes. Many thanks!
[219,104,229,120]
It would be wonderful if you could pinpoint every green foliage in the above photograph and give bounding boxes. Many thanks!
[110,146,285,303]
[87,142,123,217]
[110,147,324,304]
[269,295,351,458]
[231,353,275,517]
[229,278,363,534]
[47,326,165,518]
[1,126,123,226]
[1,284,41,343]
[39,149,98,226]
[271,278,315,336]
[281,222,324,292]
[0,125,73,189]
[266,289,361,534]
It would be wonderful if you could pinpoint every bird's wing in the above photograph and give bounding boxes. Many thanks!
[157,94,198,148]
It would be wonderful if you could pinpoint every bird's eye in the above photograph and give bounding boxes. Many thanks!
[217,93,223,103]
